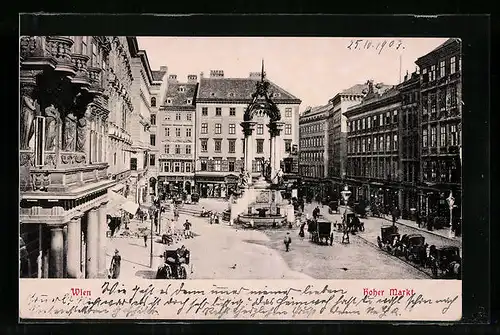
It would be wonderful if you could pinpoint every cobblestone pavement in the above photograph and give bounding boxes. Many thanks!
[105,199,433,279]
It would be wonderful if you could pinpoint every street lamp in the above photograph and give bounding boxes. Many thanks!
[341,185,352,222]
[446,191,455,237]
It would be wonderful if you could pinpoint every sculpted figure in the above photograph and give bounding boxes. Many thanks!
[20,89,39,150]
[44,104,61,151]
[63,112,77,151]
[76,105,93,152]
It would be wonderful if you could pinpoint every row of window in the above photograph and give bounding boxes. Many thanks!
[165,98,193,105]
[421,55,460,83]
[164,112,193,122]
[164,127,192,138]
[200,123,292,135]
[348,110,398,133]
[301,122,324,134]
[159,161,193,173]
[348,134,399,154]
[299,165,325,178]
[300,136,324,148]
[163,144,192,155]
[199,159,239,172]
[201,107,293,118]
[199,138,293,154]
[422,124,460,148]
[422,160,460,183]
[299,151,324,161]
[347,158,399,180]
[422,86,458,114]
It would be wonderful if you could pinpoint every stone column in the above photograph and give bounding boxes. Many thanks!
[63,225,68,277]
[97,201,109,278]
[269,122,284,184]
[66,213,83,278]
[49,226,64,278]
[85,207,99,278]
[241,121,257,186]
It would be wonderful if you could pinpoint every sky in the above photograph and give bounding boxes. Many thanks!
[137,37,448,111]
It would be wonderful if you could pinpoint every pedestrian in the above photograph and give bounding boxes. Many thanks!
[299,223,305,238]
[183,219,192,239]
[109,249,121,279]
[329,232,333,246]
[143,232,148,247]
[284,232,292,252]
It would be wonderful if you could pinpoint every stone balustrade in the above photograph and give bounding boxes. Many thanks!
[71,54,90,85]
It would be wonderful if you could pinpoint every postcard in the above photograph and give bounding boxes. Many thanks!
[19,35,462,321]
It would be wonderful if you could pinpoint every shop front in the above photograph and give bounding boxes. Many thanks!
[157,176,194,199]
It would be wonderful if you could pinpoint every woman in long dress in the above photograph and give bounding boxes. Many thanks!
[109,249,121,279]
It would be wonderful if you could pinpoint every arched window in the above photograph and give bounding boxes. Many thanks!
[151,97,156,107]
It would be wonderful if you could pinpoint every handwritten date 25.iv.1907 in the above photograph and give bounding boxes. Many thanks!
[347,39,405,54]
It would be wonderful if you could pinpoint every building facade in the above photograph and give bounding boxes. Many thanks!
[344,81,402,210]
[326,84,383,197]
[128,40,158,205]
[397,71,421,218]
[194,70,301,198]
[19,36,129,278]
[415,38,462,226]
[157,74,198,196]
[298,104,329,199]
[146,66,168,199]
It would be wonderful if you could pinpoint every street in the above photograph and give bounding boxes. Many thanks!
[104,199,456,280]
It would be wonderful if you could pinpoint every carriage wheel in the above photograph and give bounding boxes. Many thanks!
[431,263,438,278]
[377,237,382,249]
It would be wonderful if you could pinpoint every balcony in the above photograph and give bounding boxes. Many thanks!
[88,67,104,95]
[19,150,109,194]
[70,54,90,86]
[20,36,76,76]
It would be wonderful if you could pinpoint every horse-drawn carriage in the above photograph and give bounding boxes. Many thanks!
[345,212,365,233]
[156,247,191,279]
[328,201,339,214]
[377,225,400,254]
[307,218,331,245]
[399,234,426,263]
[429,246,461,279]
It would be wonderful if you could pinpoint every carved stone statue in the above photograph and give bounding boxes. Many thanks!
[76,105,93,152]
[20,89,39,150]
[44,104,61,151]
[63,112,77,151]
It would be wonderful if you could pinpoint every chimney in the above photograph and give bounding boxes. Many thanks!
[168,74,177,83]
[210,70,224,78]
[200,72,204,79]
[187,74,198,83]
[160,66,168,72]
[249,72,261,79]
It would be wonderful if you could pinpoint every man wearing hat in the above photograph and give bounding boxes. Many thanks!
[284,232,292,252]
[109,249,121,279]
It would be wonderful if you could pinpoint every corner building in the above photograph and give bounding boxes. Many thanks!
[19,36,134,278]
[415,38,462,227]
[157,74,198,196]
[194,70,301,198]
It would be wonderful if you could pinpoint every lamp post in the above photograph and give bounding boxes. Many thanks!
[446,191,455,238]
[340,185,352,222]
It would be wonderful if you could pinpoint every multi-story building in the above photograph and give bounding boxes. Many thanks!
[128,39,159,205]
[344,81,402,210]
[415,38,462,225]
[326,84,369,196]
[157,74,198,196]
[146,66,168,198]
[194,70,301,198]
[298,104,330,199]
[19,36,132,278]
[397,71,421,218]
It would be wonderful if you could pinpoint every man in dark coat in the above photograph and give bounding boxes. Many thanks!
[284,232,292,252]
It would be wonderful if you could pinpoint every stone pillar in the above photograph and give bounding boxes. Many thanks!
[85,207,99,278]
[66,213,83,278]
[97,201,109,278]
[269,122,284,184]
[49,226,64,278]
[270,136,276,181]
[63,225,68,277]
[241,121,257,186]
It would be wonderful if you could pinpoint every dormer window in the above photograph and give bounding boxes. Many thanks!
[187,98,192,105]
[210,92,216,97]
[178,86,185,93]
[150,97,156,107]
[273,92,281,98]
[166,98,172,104]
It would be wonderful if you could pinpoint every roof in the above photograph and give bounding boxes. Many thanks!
[341,84,369,96]
[430,38,461,53]
[152,70,166,81]
[416,38,461,65]
[302,103,330,116]
[197,77,301,103]
[164,82,198,107]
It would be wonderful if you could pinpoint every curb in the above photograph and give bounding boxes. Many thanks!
[381,217,460,242]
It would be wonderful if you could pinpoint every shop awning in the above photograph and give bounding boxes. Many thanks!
[109,182,125,192]
[121,201,139,215]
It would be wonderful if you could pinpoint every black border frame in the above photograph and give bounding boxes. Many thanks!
[7,13,490,332]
